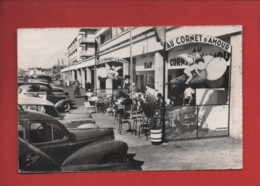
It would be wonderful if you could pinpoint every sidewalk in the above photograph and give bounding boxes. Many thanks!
[66,85,242,171]
[70,106,242,171]
[69,105,152,147]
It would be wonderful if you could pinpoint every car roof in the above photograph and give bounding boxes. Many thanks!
[18,81,49,85]
[18,109,58,122]
[18,96,54,106]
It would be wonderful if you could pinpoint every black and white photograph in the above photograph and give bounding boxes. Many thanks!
[17,26,243,173]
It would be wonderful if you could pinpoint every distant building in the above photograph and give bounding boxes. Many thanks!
[61,26,242,140]
[28,67,51,77]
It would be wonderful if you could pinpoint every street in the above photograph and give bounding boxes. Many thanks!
[66,87,242,171]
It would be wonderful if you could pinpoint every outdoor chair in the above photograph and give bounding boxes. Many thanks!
[117,107,132,135]
[115,104,125,120]
[138,116,152,139]
[174,106,197,133]
[84,101,96,113]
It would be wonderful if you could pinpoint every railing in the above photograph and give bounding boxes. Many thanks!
[68,44,77,53]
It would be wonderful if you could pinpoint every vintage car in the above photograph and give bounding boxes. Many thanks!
[18,109,133,166]
[18,80,69,96]
[18,83,74,112]
[19,137,143,172]
[18,97,94,129]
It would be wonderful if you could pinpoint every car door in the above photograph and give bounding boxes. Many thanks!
[27,120,72,165]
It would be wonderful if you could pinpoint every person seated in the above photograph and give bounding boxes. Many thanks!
[121,95,133,110]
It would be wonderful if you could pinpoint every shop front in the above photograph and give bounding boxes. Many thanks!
[164,34,232,140]
[135,54,155,93]
[95,57,129,96]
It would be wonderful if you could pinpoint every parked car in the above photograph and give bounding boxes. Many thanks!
[36,75,52,83]
[18,96,94,129]
[19,137,143,172]
[18,80,69,96]
[18,109,143,172]
[18,83,74,112]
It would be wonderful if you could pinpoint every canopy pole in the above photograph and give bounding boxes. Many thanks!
[130,27,133,99]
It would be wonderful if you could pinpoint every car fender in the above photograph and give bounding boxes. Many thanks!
[55,99,73,109]
[61,140,128,166]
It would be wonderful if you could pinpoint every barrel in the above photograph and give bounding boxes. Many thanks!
[150,128,162,145]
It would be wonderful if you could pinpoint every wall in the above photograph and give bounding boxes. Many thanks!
[229,33,243,139]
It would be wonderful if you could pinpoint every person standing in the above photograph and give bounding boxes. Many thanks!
[183,87,195,105]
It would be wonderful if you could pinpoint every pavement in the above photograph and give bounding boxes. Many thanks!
[65,86,243,171]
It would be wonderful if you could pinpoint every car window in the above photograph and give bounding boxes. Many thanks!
[29,121,66,143]
[29,84,41,92]
[18,122,26,139]
[29,122,52,143]
[44,106,59,118]
[52,124,65,140]
[22,105,45,113]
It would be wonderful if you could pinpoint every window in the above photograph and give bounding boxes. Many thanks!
[29,121,66,143]
[18,122,26,139]
[52,124,65,140]
[30,122,52,143]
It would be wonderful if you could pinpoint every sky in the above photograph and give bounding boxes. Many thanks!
[18,28,80,70]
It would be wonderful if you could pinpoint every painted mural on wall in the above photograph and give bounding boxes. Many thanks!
[167,35,231,88]
[97,65,123,80]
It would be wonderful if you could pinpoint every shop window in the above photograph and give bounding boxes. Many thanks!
[197,105,229,137]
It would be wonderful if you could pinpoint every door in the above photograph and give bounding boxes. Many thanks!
[28,120,71,165]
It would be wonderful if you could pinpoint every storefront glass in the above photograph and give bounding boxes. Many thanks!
[165,37,231,140]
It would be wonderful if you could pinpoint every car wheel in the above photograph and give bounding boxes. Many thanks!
[100,154,124,164]
[62,103,71,112]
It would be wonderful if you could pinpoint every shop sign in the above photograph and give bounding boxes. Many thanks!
[97,57,128,65]
[166,34,232,53]
[136,54,154,71]
[144,62,153,69]
[168,44,231,69]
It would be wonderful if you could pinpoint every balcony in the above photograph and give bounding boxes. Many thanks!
[79,37,95,45]
[68,44,77,53]
[69,56,77,64]
[80,50,94,58]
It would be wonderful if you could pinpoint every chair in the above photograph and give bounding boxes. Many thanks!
[138,116,152,139]
[115,104,125,120]
[175,106,197,133]
[118,107,132,135]
[116,105,129,134]
[84,101,96,113]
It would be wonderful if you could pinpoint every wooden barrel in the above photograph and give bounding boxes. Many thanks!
[150,128,162,145]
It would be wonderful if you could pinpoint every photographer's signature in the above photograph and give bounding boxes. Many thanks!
[25,154,40,166]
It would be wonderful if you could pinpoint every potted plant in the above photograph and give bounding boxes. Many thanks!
[141,94,163,145]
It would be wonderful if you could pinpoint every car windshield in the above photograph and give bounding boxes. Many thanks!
[21,105,60,118]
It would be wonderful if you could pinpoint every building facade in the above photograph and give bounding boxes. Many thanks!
[61,26,242,139]
[28,67,52,76]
